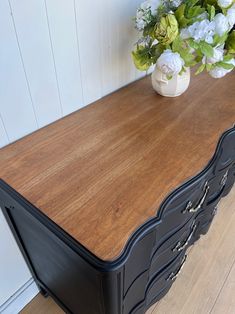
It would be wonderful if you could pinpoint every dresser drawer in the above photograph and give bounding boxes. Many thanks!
[124,176,210,293]
[156,176,210,241]
[123,163,233,298]
[146,253,187,309]
[125,251,187,314]
[123,217,195,312]
[149,218,196,277]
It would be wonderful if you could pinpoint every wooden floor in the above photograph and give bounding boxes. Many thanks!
[21,187,235,314]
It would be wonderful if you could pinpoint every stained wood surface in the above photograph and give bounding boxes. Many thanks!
[20,187,235,314]
[0,72,235,260]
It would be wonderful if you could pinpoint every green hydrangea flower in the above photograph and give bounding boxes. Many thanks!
[154,14,179,45]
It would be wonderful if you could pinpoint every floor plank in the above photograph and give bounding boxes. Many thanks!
[21,293,63,314]
[210,260,235,314]
[22,187,235,314]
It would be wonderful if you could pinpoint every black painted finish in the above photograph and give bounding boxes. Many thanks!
[0,127,235,314]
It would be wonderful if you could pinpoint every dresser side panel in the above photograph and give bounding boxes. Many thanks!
[0,195,105,314]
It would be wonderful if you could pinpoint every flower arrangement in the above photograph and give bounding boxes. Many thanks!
[132,0,235,79]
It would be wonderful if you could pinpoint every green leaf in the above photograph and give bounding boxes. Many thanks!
[213,33,228,46]
[226,31,235,54]
[132,46,152,71]
[206,63,213,71]
[188,38,199,50]
[150,44,165,63]
[172,36,197,67]
[179,66,187,75]
[185,0,199,8]
[143,24,155,38]
[204,0,217,5]
[222,8,227,14]
[175,4,190,28]
[199,41,214,57]
[172,35,182,52]
[195,63,205,75]
[207,5,215,21]
[195,54,203,62]
[216,62,234,70]
[223,54,233,62]
[187,6,205,19]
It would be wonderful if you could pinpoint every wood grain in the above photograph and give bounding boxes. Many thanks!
[21,186,235,314]
[0,72,235,260]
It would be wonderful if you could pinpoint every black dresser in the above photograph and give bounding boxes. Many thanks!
[0,72,235,314]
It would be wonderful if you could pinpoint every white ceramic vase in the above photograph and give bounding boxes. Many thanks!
[151,66,190,97]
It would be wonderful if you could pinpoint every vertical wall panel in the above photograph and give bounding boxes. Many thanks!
[45,0,84,116]
[10,0,62,128]
[0,0,38,143]
[99,0,145,95]
[99,0,121,95]
[112,0,140,87]
[74,0,103,105]
[0,117,9,148]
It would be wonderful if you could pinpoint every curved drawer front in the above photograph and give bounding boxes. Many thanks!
[125,252,187,314]
[123,175,210,293]
[123,217,196,310]
[124,166,232,294]
[124,174,212,293]
[123,128,235,313]
[149,218,196,277]
[222,163,235,197]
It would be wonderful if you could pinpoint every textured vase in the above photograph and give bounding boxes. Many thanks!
[151,66,190,97]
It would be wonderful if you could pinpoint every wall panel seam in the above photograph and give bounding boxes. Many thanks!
[8,0,39,129]
[73,0,85,107]
[0,113,10,143]
[44,0,63,117]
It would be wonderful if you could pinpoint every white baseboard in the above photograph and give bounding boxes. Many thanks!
[0,278,39,314]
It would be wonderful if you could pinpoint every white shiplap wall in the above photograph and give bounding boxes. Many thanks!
[0,0,145,147]
[0,0,145,309]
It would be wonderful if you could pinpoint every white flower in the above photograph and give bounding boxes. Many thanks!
[150,0,161,14]
[156,49,185,76]
[170,0,182,8]
[136,3,151,30]
[137,36,152,46]
[217,0,233,8]
[227,5,235,29]
[185,20,215,43]
[180,28,191,39]
[135,0,162,30]
[197,12,209,20]
[140,0,151,10]
[209,58,235,78]
[202,45,224,64]
[214,13,230,36]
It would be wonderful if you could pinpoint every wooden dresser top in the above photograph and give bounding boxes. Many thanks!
[0,72,235,261]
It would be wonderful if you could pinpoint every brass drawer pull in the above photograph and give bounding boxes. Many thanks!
[183,182,209,214]
[167,255,187,281]
[173,223,197,252]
